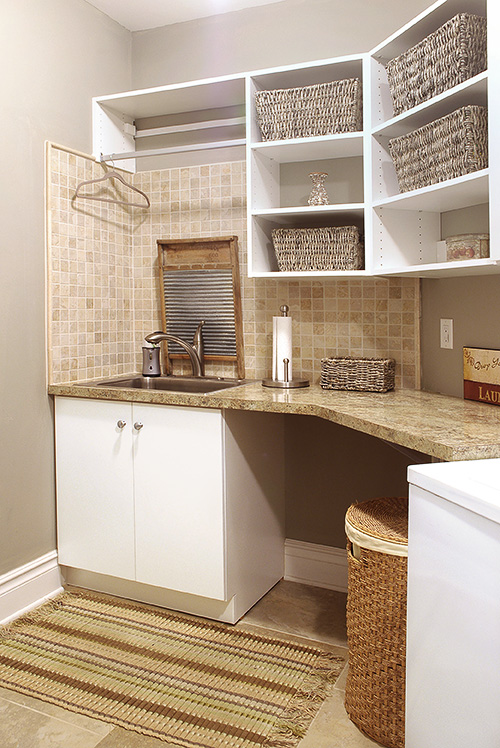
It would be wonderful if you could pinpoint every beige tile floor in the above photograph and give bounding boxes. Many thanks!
[0,581,379,747]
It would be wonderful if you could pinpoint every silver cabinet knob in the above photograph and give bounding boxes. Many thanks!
[116,420,127,429]
[134,422,144,431]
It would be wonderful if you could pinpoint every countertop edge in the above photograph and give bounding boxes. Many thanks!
[48,381,500,462]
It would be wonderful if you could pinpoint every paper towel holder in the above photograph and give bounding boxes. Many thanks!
[262,305,310,389]
[262,357,310,389]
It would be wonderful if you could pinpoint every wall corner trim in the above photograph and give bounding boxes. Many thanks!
[284,539,348,593]
[0,551,63,626]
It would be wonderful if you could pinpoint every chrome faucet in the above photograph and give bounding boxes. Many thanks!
[192,320,205,369]
[145,321,205,377]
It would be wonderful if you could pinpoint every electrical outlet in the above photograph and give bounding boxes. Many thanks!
[440,318,453,349]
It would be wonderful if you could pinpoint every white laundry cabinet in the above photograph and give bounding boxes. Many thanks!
[55,396,285,623]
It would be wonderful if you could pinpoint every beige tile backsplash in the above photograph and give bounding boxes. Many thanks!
[47,144,420,388]
[47,146,135,383]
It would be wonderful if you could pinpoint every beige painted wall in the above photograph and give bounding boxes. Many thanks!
[421,274,500,398]
[285,416,426,547]
[131,0,431,88]
[0,0,131,576]
[421,204,497,398]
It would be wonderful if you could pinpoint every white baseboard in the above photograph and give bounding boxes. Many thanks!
[0,543,346,626]
[284,539,348,593]
[0,551,63,626]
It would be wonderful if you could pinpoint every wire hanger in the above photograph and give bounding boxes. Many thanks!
[75,165,150,209]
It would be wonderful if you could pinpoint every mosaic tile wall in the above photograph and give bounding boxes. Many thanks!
[47,145,135,383]
[48,146,420,388]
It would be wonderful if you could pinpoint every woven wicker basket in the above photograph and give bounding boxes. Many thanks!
[388,105,488,194]
[320,356,395,392]
[345,496,408,748]
[386,13,487,116]
[255,78,362,141]
[272,226,364,272]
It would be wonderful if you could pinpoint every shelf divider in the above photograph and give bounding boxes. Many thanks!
[374,258,500,278]
[373,170,489,213]
[250,132,363,162]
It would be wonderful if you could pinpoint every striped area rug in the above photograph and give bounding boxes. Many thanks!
[0,589,344,747]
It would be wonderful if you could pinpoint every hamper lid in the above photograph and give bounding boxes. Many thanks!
[345,496,408,556]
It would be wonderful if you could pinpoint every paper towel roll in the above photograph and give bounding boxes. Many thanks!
[272,315,293,381]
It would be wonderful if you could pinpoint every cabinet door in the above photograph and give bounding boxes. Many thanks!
[133,403,226,600]
[55,397,135,580]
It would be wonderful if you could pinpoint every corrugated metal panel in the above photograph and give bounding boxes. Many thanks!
[163,269,237,356]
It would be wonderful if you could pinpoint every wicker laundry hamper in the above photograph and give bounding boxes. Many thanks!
[345,496,408,748]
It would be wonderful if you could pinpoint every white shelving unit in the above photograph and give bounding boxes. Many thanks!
[92,74,246,171]
[369,0,498,277]
[246,55,369,276]
[91,0,499,279]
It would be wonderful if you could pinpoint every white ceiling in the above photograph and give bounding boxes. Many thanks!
[85,0,287,31]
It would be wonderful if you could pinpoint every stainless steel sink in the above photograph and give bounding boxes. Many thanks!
[92,375,248,394]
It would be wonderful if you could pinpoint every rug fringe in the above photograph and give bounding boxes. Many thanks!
[262,651,343,748]
[0,591,67,640]
[299,650,343,695]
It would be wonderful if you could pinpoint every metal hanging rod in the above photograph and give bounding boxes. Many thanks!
[98,138,246,162]
[135,116,245,139]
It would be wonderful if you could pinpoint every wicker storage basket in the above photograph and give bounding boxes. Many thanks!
[345,496,408,748]
[388,105,488,193]
[255,78,362,141]
[320,356,395,392]
[386,13,487,116]
[272,226,364,272]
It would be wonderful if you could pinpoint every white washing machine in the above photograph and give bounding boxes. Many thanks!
[406,458,500,748]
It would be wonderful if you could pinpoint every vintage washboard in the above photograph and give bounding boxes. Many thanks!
[157,237,244,378]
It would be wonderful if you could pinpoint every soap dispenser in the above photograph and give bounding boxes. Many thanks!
[142,340,161,377]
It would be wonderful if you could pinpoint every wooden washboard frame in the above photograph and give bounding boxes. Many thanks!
[157,236,245,379]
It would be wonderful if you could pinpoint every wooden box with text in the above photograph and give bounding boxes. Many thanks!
[463,347,500,405]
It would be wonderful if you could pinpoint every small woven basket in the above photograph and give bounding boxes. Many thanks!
[385,13,487,116]
[388,105,488,193]
[272,226,364,272]
[255,78,362,141]
[320,356,395,392]
[345,496,408,748]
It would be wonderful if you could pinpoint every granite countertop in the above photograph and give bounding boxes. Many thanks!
[48,379,500,462]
